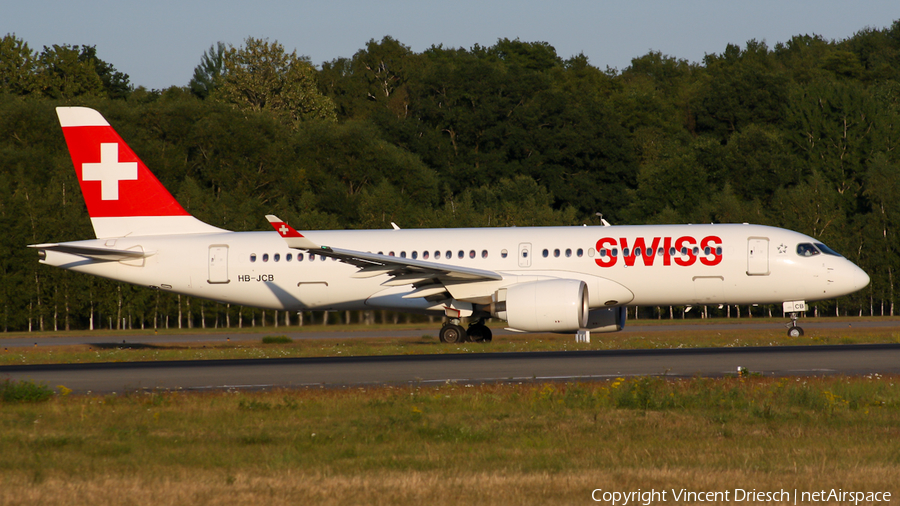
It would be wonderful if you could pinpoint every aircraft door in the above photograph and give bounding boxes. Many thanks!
[518,243,532,268]
[208,245,230,283]
[746,238,769,276]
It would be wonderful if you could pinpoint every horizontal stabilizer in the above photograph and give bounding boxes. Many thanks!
[29,243,154,261]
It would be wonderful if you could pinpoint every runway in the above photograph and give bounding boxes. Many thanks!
[0,319,895,348]
[3,343,900,394]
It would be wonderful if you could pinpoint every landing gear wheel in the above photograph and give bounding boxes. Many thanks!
[440,324,467,344]
[466,324,493,343]
[785,311,804,338]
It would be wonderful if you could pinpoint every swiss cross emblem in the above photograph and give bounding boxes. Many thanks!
[81,143,138,200]
[278,224,289,236]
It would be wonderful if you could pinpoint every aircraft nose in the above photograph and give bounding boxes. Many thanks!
[843,262,870,293]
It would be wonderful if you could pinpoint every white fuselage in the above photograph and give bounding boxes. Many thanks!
[40,223,870,314]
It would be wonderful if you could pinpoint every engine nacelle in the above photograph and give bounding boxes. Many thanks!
[492,279,588,332]
[584,307,626,333]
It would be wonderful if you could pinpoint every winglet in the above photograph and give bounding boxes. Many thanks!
[265,215,320,249]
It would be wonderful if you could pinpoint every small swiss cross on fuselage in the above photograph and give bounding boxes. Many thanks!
[81,143,138,200]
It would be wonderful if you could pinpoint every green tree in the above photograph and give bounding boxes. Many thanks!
[0,34,37,95]
[215,37,336,125]
[190,42,226,99]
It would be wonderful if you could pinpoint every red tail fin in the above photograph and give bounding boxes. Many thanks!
[56,107,223,238]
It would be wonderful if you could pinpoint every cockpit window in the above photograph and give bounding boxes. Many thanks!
[814,243,843,257]
[796,243,819,257]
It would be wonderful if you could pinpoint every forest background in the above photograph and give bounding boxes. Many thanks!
[1,21,899,332]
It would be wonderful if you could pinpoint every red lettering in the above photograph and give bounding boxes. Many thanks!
[594,235,723,269]
[594,237,617,268]
[663,237,672,266]
[621,237,661,267]
[700,236,723,266]
[674,236,697,266]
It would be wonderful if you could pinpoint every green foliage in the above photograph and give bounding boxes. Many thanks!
[214,37,336,125]
[261,335,293,344]
[190,42,225,99]
[2,21,900,329]
[0,379,54,403]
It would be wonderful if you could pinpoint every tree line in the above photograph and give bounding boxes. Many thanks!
[1,24,899,331]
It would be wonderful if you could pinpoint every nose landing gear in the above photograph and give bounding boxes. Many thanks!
[782,300,807,338]
[786,312,804,337]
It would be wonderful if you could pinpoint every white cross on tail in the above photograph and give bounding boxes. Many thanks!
[81,143,138,200]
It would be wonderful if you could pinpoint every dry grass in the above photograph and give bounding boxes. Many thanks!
[1,467,898,506]
[0,377,898,505]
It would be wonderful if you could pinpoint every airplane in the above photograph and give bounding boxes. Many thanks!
[31,107,871,342]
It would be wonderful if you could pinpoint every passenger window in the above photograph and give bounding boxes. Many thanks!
[446,250,452,259]
[435,251,441,259]
[542,249,549,258]
[250,253,257,263]
[423,251,429,260]
[565,248,572,257]
[716,247,722,256]
[482,250,488,258]
[553,249,560,258]
[612,248,618,257]
[469,250,475,259]
[577,248,583,257]
[796,243,819,257]
[624,248,631,256]
[669,247,676,256]
[412,251,418,260]
[274,253,280,262]
[286,253,292,262]
[298,253,304,261]
[501,249,508,258]
[703,247,710,255]
[400,251,406,258]
[522,250,529,258]
[458,250,464,259]
[692,247,699,255]
[262,253,269,262]
[588,248,595,257]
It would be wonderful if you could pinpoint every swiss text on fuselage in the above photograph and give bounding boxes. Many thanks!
[594,236,723,268]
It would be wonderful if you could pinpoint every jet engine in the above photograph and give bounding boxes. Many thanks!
[492,279,588,332]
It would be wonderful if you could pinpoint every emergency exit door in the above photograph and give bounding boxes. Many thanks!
[208,245,230,283]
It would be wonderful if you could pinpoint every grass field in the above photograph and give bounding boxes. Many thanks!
[2,318,900,366]
[0,376,898,505]
[1,319,899,504]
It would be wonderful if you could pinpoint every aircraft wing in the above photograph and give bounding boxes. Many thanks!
[28,243,154,261]
[266,216,502,299]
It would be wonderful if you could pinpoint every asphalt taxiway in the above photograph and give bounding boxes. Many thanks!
[3,343,899,394]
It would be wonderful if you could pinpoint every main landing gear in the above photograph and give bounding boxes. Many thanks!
[786,312,804,338]
[439,318,493,343]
